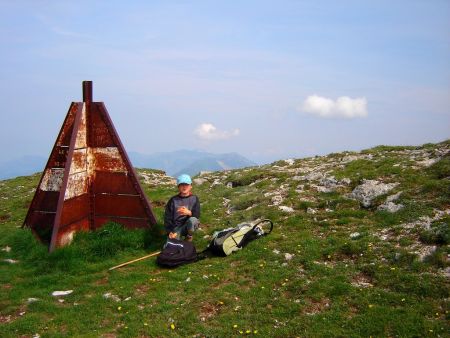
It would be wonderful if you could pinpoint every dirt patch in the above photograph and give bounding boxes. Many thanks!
[101,334,117,338]
[0,213,10,222]
[0,306,26,323]
[199,302,220,322]
[95,277,109,285]
[351,272,373,288]
[302,297,331,315]
[134,283,150,297]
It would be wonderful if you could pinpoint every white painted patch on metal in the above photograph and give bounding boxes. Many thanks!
[64,171,88,200]
[40,168,64,191]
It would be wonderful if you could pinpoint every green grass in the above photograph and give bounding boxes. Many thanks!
[1,142,449,337]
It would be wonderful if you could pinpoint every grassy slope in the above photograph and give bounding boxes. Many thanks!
[0,141,449,337]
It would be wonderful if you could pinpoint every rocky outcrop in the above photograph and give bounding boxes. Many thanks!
[351,180,399,208]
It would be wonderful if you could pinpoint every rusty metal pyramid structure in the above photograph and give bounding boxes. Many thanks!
[23,81,157,251]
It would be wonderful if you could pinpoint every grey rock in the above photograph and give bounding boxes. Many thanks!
[378,201,404,213]
[279,205,295,213]
[306,207,317,214]
[351,180,399,207]
[193,178,207,185]
[350,232,360,239]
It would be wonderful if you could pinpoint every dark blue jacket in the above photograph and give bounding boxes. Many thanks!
[164,194,200,232]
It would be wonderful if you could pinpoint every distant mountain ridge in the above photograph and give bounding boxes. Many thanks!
[129,150,256,177]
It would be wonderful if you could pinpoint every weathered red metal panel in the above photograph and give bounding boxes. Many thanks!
[30,191,60,212]
[89,103,115,147]
[23,82,157,251]
[55,218,90,248]
[93,171,137,194]
[94,194,148,218]
[59,194,90,226]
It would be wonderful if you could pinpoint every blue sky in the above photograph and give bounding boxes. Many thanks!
[0,0,449,164]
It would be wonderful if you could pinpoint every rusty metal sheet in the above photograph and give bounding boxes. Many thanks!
[88,103,115,147]
[89,147,126,172]
[48,146,69,168]
[69,149,87,175]
[93,171,137,194]
[28,212,55,244]
[59,194,90,226]
[55,218,90,247]
[24,81,157,252]
[56,103,78,146]
[94,194,148,218]
[30,191,60,212]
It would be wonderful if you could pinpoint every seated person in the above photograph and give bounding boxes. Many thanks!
[164,174,200,242]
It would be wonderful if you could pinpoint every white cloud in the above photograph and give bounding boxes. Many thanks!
[301,95,368,119]
[194,123,240,140]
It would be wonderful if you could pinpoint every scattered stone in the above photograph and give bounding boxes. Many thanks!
[279,206,294,213]
[51,290,73,297]
[226,182,233,188]
[341,178,351,185]
[414,245,437,262]
[27,298,39,303]
[1,246,11,252]
[341,155,359,163]
[386,191,402,203]
[351,180,399,207]
[417,158,440,168]
[273,249,280,255]
[284,253,294,261]
[271,195,284,206]
[3,259,18,264]
[306,207,317,214]
[284,159,295,166]
[193,178,207,185]
[139,171,176,186]
[295,184,304,193]
[441,267,450,279]
[103,293,120,302]
[185,277,191,283]
[304,172,325,181]
[378,201,404,213]
[349,232,360,239]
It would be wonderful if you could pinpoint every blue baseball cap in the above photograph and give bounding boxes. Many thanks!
[177,174,192,185]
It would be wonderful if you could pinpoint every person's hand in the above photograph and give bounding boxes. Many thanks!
[168,232,178,239]
[177,206,192,216]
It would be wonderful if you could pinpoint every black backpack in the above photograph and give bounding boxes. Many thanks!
[156,238,198,267]
[207,219,273,256]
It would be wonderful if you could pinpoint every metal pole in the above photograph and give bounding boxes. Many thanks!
[83,81,93,102]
